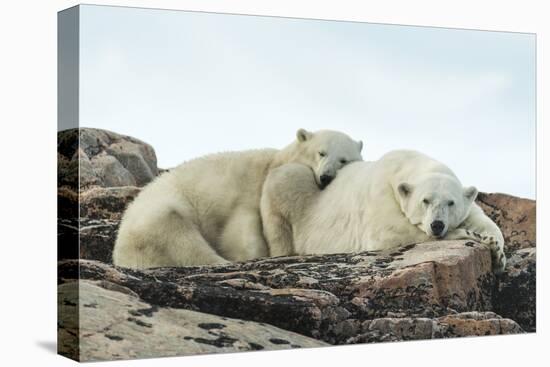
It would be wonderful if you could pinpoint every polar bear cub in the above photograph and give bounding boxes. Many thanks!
[261,150,506,272]
[112,129,363,269]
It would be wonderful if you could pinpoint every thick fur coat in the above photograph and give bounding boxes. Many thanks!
[112,129,363,268]
[261,150,506,272]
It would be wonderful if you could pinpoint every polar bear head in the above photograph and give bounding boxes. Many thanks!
[396,174,478,238]
[294,128,363,189]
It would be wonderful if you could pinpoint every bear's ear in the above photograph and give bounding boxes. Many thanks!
[463,186,478,202]
[397,182,413,198]
[357,140,363,152]
[296,128,313,143]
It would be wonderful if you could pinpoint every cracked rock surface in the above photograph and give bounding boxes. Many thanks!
[58,239,521,351]
[59,281,327,361]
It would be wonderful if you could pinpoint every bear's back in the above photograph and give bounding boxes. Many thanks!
[376,150,456,186]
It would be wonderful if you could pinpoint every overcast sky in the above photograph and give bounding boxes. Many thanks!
[79,5,536,199]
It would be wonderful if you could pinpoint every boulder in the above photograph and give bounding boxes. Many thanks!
[58,281,327,362]
[476,192,536,255]
[58,128,159,190]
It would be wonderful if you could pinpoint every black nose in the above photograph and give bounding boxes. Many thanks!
[431,220,445,236]
[320,174,333,187]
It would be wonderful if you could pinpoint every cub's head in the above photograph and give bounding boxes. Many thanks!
[295,128,363,189]
[396,174,478,238]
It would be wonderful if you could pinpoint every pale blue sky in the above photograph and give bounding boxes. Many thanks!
[79,5,536,198]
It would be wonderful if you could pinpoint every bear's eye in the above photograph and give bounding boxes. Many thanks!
[448,201,455,206]
[423,199,429,205]
[340,159,347,165]
[319,151,326,157]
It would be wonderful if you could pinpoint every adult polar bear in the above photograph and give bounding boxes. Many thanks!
[261,150,506,273]
[113,129,363,269]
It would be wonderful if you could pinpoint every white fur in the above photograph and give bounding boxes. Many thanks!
[112,129,363,269]
[261,150,506,273]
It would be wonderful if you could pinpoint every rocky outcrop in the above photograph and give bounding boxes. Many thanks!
[475,193,537,332]
[59,185,142,263]
[343,312,522,343]
[80,186,141,220]
[80,128,158,188]
[58,129,80,190]
[476,192,536,255]
[59,281,327,362]
[58,128,159,190]
[79,218,119,263]
[493,247,536,331]
[58,129,150,263]
[58,239,523,347]
[58,128,536,361]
